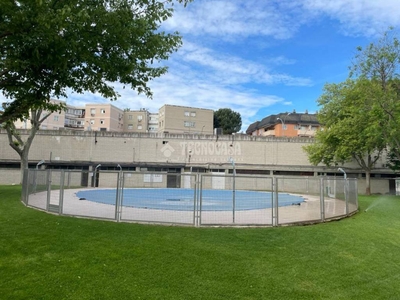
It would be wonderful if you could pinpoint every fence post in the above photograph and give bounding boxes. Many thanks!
[345,178,349,215]
[59,170,65,215]
[320,177,325,222]
[273,177,278,226]
[45,169,52,211]
[232,174,236,224]
[115,171,123,222]
[198,174,203,227]
[192,173,197,227]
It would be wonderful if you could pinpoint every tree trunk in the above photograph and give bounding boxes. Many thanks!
[365,171,371,195]
[19,149,30,184]
[6,120,38,184]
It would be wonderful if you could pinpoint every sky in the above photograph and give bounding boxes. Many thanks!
[4,0,400,132]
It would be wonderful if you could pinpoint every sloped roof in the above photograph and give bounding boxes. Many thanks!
[245,121,260,134]
[246,112,320,133]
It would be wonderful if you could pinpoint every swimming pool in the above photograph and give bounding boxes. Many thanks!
[76,188,304,211]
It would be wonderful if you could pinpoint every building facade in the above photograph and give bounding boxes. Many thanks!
[84,103,124,132]
[13,99,67,130]
[0,129,395,195]
[123,109,149,133]
[158,104,214,134]
[11,101,214,134]
[64,105,85,130]
[247,112,320,138]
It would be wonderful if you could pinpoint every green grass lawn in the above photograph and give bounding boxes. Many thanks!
[1,185,400,299]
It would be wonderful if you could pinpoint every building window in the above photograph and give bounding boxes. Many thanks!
[138,125,142,130]
[53,115,59,121]
[90,119,95,125]
[184,111,190,116]
[101,109,106,114]
[138,115,142,121]
[191,112,196,117]
[90,108,96,116]
[100,119,105,125]
[41,125,47,129]
[128,124,133,129]
[128,115,133,120]
[184,121,195,127]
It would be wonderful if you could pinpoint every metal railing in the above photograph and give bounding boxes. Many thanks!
[23,169,358,227]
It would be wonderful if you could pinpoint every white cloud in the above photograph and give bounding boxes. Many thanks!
[294,0,400,37]
[165,0,303,40]
[177,41,312,87]
[168,0,400,40]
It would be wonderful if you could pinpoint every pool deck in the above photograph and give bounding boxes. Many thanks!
[26,188,357,226]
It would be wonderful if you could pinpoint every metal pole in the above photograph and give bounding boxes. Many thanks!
[199,174,204,226]
[193,173,198,227]
[229,157,236,224]
[338,168,348,213]
[320,177,325,222]
[46,169,52,211]
[94,164,101,188]
[115,171,121,222]
[59,170,65,215]
[273,177,278,226]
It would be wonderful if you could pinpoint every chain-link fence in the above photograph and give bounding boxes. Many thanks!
[22,169,358,227]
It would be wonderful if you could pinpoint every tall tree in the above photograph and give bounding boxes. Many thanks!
[0,0,191,180]
[214,108,242,134]
[304,79,386,195]
[350,28,400,160]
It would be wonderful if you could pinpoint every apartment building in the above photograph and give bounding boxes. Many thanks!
[64,105,85,130]
[11,101,213,134]
[85,103,124,131]
[246,112,320,137]
[148,113,159,133]
[13,99,67,130]
[123,109,148,133]
[158,104,214,134]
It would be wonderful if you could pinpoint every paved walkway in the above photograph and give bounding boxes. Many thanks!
[27,188,358,226]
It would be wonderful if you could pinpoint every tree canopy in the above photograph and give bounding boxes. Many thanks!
[0,0,191,182]
[304,79,385,194]
[350,28,400,161]
[0,0,191,123]
[214,108,242,134]
[304,28,400,194]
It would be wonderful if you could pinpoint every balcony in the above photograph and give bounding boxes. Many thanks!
[297,129,316,137]
[261,130,275,136]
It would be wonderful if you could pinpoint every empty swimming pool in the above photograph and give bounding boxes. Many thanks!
[75,188,304,211]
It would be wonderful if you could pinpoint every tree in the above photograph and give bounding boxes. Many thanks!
[387,147,400,174]
[350,28,400,161]
[304,79,386,195]
[0,0,191,180]
[214,108,242,134]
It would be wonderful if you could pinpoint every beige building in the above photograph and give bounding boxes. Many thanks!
[158,104,213,134]
[14,99,67,130]
[12,101,212,134]
[85,103,124,131]
[64,105,85,130]
[0,130,395,194]
[148,113,158,133]
[123,109,149,133]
